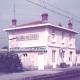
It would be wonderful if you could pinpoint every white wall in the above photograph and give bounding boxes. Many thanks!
[8,25,76,69]
[48,28,76,49]
[9,27,48,48]
[47,28,76,66]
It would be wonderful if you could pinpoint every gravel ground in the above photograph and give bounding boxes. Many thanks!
[0,67,80,80]
[0,70,62,80]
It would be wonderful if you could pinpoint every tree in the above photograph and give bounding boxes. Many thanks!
[0,51,23,73]
[2,46,8,49]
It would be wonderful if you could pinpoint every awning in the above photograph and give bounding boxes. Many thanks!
[9,47,47,53]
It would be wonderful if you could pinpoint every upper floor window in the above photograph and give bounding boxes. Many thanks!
[70,51,72,55]
[52,29,55,38]
[48,29,56,43]
[51,29,56,43]
[16,34,39,41]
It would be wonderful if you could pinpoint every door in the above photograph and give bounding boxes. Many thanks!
[37,53,44,70]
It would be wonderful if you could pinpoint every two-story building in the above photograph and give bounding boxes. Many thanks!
[4,13,77,70]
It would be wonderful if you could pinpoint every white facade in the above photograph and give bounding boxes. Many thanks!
[4,14,77,70]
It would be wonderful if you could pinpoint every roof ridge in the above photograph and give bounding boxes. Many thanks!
[17,20,42,27]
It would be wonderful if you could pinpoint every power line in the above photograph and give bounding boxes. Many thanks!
[25,0,69,18]
[40,0,46,9]
[42,1,80,20]
[13,0,16,19]
[25,0,80,23]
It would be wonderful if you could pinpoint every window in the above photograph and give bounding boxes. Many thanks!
[69,34,73,47]
[59,48,65,58]
[61,51,65,58]
[62,51,65,58]
[52,50,56,62]
[16,34,39,41]
[70,51,72,61]
[52,29,55,38]
[51,30,56,43]
[23,54,27,57]
[70,51,72,55]
[69,57,70,61]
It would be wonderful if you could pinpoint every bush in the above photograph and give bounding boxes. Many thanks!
[60,62,67,68]
[0,51,23,73]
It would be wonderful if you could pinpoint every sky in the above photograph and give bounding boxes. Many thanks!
[0,0,80,49]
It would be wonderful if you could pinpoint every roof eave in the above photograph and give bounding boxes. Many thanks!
[3,23,78,34]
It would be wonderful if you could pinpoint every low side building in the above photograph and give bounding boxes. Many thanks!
[4,13,77,70]
[76,50,80,66]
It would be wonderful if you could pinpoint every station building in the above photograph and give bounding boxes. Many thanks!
[4,13,77,70]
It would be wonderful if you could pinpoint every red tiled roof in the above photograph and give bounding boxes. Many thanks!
[17,20,42,27]
[4,23,77,34]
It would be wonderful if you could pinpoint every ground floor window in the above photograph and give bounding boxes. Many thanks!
[59,48,65,62]
[52,50,56,62]
[23,54,27,57]
[69,51,72,61]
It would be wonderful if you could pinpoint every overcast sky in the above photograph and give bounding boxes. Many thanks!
[0,0,80,49]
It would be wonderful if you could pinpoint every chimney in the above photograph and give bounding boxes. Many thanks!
[68,20,73,29]
[58,23,62,27]
[41,13,48,23]
[12,19,17,26]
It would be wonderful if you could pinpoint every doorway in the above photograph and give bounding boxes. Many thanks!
[37,53,44,70]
